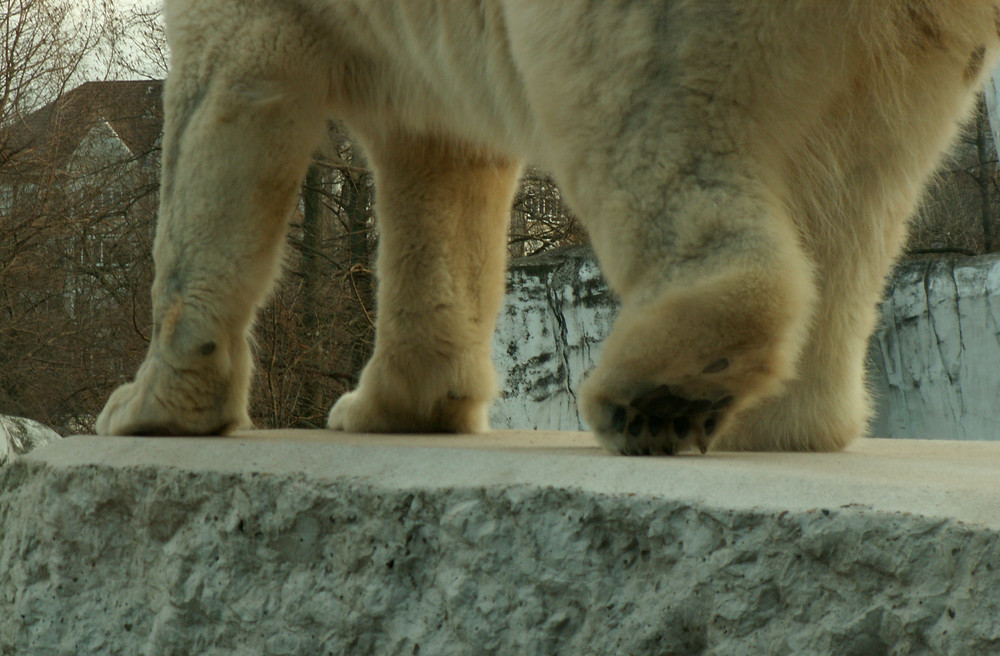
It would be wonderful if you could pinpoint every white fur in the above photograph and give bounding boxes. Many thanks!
[98,0,1000,454]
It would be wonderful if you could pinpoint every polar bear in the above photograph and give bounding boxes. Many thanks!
[97,0,1000,455]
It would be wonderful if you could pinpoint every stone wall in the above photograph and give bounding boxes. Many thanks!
[492,248,1000,440]
[490,247,614,431]
[870,256,1000,439]
[3,434,1000,655]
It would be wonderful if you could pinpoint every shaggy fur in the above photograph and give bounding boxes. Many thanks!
[97,0,1000,454]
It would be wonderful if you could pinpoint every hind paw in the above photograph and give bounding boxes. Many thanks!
[588,382,737,455]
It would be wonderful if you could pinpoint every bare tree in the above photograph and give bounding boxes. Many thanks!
[0,0,113,123]
[908,95,1000,256]
[101,1,168,80]
[509,166,586,258]
[0,0,159,431]
[0,86,161,430]
[252,126,377,429]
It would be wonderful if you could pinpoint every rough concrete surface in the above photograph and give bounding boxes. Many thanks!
[2,432,999,655]
[493,248,1000,440]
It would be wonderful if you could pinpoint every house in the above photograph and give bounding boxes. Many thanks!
[1,79,163,182]
[0,80,165,317]
[0,81,166,431]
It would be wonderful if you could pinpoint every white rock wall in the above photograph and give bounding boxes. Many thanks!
[870,256,1000,439]
[984,70,1000,156]
[490,247,616,430]
[492,249,1000,440]
[0,415,61,468]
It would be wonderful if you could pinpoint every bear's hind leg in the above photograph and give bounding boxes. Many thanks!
[715,292,875,453]
[575,174,818,455]
[326,132,520,433]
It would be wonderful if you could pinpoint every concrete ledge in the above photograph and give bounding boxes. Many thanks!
[2,433,999,655]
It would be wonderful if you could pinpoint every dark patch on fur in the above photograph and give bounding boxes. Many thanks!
[965,46,987,82]
[702,357,729,374]
[907,4,944,49]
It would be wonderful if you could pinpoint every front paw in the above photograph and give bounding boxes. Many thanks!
[326,390,364,431]
[96,358,249,436]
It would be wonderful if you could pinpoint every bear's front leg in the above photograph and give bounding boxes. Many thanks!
[97,0,330,435]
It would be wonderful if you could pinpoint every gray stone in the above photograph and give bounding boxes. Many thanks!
[492,248,1000,440]
[870,255,1000,439]
[0,415,61,468]
[2,432,999,655]
[491,247,615,431]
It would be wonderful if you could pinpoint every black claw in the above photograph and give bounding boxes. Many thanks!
[711,395,735,410]
[627,415,644,437]
[702,358,730,374]
[704,414,718,436]
[672,416,691,438]
[653,440,674,456]
[611,406,627,433]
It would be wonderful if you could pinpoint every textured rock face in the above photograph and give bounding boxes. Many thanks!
[491,247,615,431]
[493,249,1000,440]
[2,434,999,655]
[869,256,1000,439]
[0,415,61,468]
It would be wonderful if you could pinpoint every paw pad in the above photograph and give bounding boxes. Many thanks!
[607,384,733,456]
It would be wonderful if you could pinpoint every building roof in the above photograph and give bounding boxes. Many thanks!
[1,79,164,177]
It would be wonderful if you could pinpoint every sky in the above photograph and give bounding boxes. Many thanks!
[73,0,166,84]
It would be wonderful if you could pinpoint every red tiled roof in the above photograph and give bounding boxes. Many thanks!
[1,80,164,175]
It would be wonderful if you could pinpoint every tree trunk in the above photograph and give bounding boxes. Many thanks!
[341,166,374,381]
[294,164,323,425]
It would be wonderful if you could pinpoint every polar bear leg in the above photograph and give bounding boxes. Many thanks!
[580,192,817,455]
[96,3,329,435]
[716,285,875,452]
[716,218,899,452]
[327,133,520,433]
[558,148,817,455]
